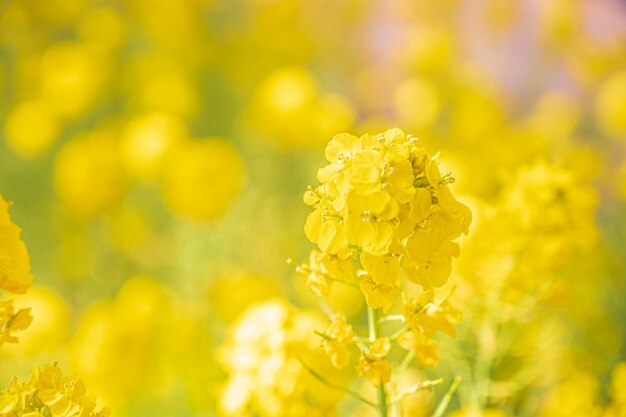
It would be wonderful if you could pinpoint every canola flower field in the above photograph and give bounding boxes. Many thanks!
[1,1,626,416]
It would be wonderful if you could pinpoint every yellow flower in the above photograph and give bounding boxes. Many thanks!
[345,191,398,256]
[350,149,385,195]
[401,291,461,338]
[609,362,626,408]
[408,188,432,224]
[0,300,33,345]
[53,129,126,220]
[304,207,350,256]
[3,286,70,355]
[119,111,188,180]
[356,337,392,387]
[319,314,354,369]
[249,67,355,149]
[4,100,60,158]
[404,233,461,288]
[324,132,362,163]
[360,253,401,287]
[218,300,342,417]
[296,250,355,297]
[161,138,245,222]
[359,274,398,313]
[0,364,109,417]
[0,196,33,294]
[397,330,440,368]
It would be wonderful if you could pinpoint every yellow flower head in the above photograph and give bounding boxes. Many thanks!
[304,128,471,309]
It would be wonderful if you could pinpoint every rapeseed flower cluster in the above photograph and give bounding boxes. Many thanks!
[296,128,471,415]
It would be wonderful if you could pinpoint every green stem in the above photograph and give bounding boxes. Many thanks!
[299,358,377,408]
[396,350,415,378]
[367,306,377,341]
[368,306,388,417]
[389,326,411,342]
[377,385,388,417]
[432,376,461,417]
[378,314,405,324]
[390,378,445,407]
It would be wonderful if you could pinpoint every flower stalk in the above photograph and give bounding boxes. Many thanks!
[368,306,389,417]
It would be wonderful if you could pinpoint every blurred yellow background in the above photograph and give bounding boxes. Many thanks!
[1,0,626,416]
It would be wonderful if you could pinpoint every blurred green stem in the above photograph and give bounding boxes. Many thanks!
[432,376,461,417]
[368,306,389,417]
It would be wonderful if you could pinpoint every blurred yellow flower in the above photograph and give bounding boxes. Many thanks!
[595,70,626,140]
[249,66,355,148]
[128,54,199,119]
[208,272,282,322]
[70,276,216,412]
[0,196,33,347]
[2,286,70,356]
[538,370,601,417]
[160,138,245,221]
[4,100,60,158]
[0,300,32,346]
[53,129,126,220]
[218,299,342,417]
[393,76,441,131]
[40,42,108,118]
[0,196,33,295]
[120,112,189,180]
[77,7,126,51]
[0,363,110,417]
[449,408,512,417]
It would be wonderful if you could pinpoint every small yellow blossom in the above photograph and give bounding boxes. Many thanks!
[359,274,398,313]
[360,253,401,287]
[356,337,392,387]
[397,330,441,368]
[401,291,462,338]
[304,207,350,256]
[345,191,398,256]
[296,250,355,297]
[0,300,33,345]
[319,314,354,369]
